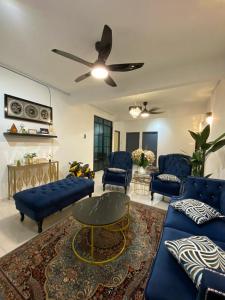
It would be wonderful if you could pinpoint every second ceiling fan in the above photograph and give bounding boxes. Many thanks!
[52,25,144,87]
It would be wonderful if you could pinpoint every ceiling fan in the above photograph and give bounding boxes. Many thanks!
[129,102,164,118]
[51,25,144,87]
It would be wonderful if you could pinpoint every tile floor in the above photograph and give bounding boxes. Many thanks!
[0,171,168,257]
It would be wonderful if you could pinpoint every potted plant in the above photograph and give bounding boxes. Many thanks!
[24,153,37,164]
[189,125,225,177]
[132,148,155,174]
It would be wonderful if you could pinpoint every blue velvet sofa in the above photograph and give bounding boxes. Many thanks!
[102,151,133,193]
[145,176,225,300]
[14,176,94,233]
[151,153,191,199]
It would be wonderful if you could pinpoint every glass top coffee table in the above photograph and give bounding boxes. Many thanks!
[72,192,130,264]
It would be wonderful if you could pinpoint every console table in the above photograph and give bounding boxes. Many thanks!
[7,161,59,199]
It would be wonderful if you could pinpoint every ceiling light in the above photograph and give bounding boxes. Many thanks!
[129,106,142,118]
[206,112,213,125]
[141,109,150,118]
[91,65,108,79]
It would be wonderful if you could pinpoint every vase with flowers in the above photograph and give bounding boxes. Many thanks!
[132,148,155,174]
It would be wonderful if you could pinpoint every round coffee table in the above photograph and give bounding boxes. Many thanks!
[72,192,130,265]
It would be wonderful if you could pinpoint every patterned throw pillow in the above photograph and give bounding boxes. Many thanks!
[165,236,225,288]
[107,168,126,173]
[157,173,181,183]
[170,199,225,225]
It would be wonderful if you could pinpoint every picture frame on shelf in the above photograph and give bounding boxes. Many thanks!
[39,128,49,134]
[28,129,37,135]
[4,94,53,125]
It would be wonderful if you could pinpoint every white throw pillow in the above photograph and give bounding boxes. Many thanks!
[157,173,181,183]
[170,199,225,224]
[107,168,126,173]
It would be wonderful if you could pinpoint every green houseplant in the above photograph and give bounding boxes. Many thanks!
[189,124,225,177]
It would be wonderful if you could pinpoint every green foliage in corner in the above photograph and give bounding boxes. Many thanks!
[189,124,225,177]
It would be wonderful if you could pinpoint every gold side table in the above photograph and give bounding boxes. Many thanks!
[7,161,59,199]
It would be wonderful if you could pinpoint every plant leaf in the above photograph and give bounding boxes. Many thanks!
[200,125,210,144]
[205,173,213,178]
[207,139,225,154]
[211,133,225,145]
[189,130,200,141]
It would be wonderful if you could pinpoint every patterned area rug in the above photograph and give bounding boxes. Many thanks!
[0,202,166,300]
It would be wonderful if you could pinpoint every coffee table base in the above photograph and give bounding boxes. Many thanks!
[72,215,129,265]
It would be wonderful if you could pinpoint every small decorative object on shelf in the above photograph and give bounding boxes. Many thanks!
[39,128,49,134]
[10,123,18,133]
[28,129,37,135]
[67,161,95,179]
[19,123,27,134]
[132,148,155,174]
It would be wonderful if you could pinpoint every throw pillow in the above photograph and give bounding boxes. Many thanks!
[165,236,225,288]
[170,199,225,225]
[157,173,181,183]
[107,168,126,173]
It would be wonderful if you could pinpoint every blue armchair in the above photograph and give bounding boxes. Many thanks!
[102,151,133,193]
[150,153,191,200]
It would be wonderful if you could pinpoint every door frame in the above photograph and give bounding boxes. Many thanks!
[93,115,113,171]
[114,130,120,151]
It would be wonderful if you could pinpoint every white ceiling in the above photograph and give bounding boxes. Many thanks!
[92,81,217,120]
[0,0,225,111]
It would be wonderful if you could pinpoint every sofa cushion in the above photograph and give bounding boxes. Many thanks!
[145,227,225,300]
[165,236,225,288]
[151,178,180,196]
[165,204,225,243]
[158,173,181,183]
[170,199,225,225]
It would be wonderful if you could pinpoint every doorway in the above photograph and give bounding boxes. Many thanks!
[114,130,120,152]
[142,131,158,165]
[94,116,112,171]
[126,132,140,153]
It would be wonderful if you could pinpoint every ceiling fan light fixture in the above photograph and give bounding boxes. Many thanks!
[140,110,150,118]
[129,106,142,118]
[91,65,108,79]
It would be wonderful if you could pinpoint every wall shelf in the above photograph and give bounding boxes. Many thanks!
[3,132,58,138]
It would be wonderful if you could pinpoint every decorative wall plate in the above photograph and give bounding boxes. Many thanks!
[4,94,52,125]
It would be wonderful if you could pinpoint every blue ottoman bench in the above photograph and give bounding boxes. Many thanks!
[14,177,94,233]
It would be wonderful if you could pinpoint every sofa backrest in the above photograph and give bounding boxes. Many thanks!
[109,151,133,170]
[182,176,225,212]
[159,154,191,178]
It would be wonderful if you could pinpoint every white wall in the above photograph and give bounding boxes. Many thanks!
[205,80,225,179]
[0,67,113,200]
[114,105,204,163]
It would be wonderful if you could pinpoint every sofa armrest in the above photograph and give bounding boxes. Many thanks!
[196,268,225,300]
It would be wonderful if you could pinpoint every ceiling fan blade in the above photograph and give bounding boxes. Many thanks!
[149,107,161,112]
[149,111,164,114]
[75,72,91,82]
[107,63,144,72]
[52,49,93,68]
[98,25,112,62]
[105,75,117,87]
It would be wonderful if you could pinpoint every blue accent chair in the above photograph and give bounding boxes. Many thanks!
[145,176,225,300]
[150,153,191,200]
[102,151,133,193]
